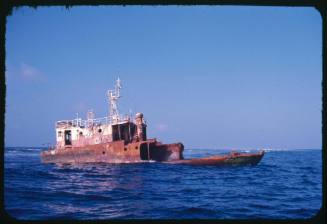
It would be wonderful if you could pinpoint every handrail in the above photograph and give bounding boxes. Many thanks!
[55,115,131,128]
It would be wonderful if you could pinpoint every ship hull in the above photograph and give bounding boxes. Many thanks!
[41,139,184,164]
[41,141,264,166]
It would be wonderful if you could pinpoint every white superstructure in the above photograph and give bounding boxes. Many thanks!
[54,78,134,148]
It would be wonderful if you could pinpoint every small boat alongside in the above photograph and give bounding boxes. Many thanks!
[167,150,265,166]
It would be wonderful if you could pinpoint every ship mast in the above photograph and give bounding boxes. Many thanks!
[107,78,122,124]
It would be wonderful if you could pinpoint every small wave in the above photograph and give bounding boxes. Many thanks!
[249,203,274,210]
[6,147,43,151]
[83,194,114,201]
[26,148,43,151]
[5,207,43,219]
[47,191,113,201]
[180,188,201,193]
[181,207,217,215]
[282,207,316,217]
[262,148,320,152]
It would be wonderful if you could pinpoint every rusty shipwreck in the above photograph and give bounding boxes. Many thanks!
[41,78,264,166]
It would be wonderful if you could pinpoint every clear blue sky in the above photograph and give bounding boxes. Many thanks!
[5,6,322,149]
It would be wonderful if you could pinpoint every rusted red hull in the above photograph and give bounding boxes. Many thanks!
[167,150,265,166]
[41,139,184,164]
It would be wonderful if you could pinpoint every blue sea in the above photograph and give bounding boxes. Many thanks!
[4,147,322,220]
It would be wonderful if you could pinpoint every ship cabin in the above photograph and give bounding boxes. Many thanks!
[55,112,147,149]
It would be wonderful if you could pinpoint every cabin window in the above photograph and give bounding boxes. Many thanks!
[58,131,62,137]
[98,129,102,133]
[64,130,72,145]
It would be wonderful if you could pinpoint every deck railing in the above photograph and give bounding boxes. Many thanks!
[55,115,132,128]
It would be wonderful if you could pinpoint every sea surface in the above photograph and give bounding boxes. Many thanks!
[4,147,322,220]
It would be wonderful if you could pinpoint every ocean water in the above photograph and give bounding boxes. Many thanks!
[4,147,322,220]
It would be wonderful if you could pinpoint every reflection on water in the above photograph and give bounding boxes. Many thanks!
[41,163,151,219]
[47,163,147,193]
